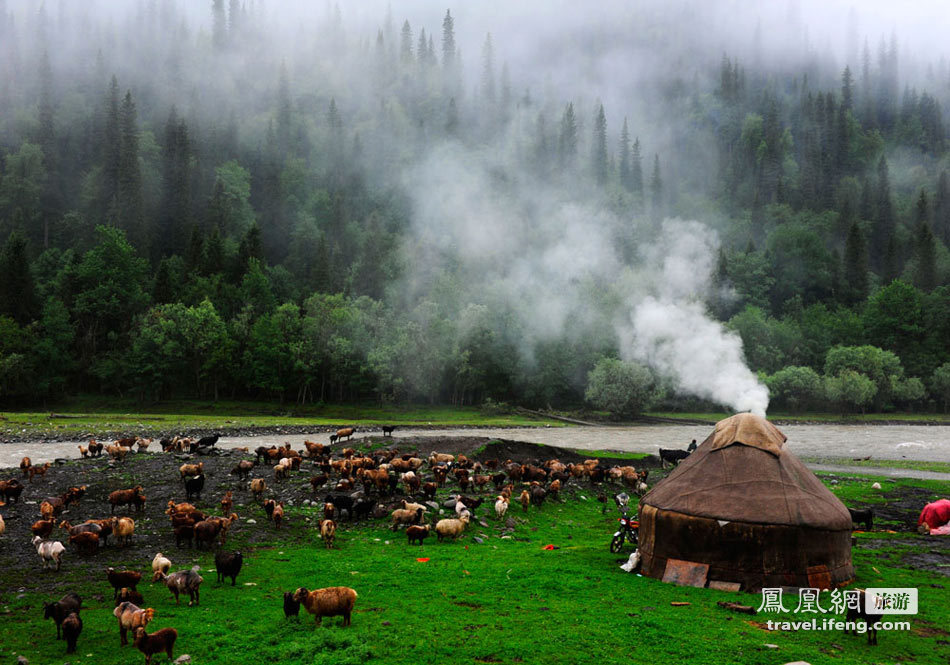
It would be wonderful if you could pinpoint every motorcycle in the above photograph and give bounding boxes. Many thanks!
[609,492,639,553]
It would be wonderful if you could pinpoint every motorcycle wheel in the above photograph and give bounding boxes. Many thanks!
[610,533,624,553]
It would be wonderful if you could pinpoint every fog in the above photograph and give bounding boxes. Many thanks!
[2,0,947,411]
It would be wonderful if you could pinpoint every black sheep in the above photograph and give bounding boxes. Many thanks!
[185,473,205,500]
[848,508,874,531]
[43,592,82,639]
[283,591,301,618]
[659,448,691,467]
[61,611,82,654]
[325,493,354,518]
[214,550,243,586]
[352,498,376,521]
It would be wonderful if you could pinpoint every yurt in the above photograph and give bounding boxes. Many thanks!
[638,413,854,591]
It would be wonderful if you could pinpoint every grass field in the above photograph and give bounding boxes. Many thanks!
[803,457,950,474]
[1,457,947,665]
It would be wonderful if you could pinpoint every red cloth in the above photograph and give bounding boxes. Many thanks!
[918,499,950,528]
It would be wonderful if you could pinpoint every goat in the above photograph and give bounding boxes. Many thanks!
[845,589,882,645]
[231,460,255,479]
[32,518,56,538]
[659,447,691,468]
[133,627,178,665]
[109,486,146,513]
[61,611,82,653]
[283,591,301,618]
[292,587,358,627]
[250,478,267,501]
[214,550,243,585]
[530,484,547,508]
[164,565,203,605]
[406,524,430,545]
[20,456,31,477]
[107,568,143,599]
[848,508,874,531]
[195,434,220,448]
[152,553,172,582]
[319,519,337,549]
[494,496,509,519]
[33,536,66,571]
[184,473,205,500]
[113,602,154,646]
[382,425,396,436]
[78,444,89,458]
[520,490,531,513]
[174,524,194,548]
[115,517,135,546]
[29,462,51,482]
[43,592,82,639]
[69,531,100,555]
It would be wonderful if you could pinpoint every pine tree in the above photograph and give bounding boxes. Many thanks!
[480,33,495,105]
[872,156,895,269]
[618,117,631,191]
[236,223,263,276]
[650,154,663,218]
[118,90,145,252]
[914,222,937,291]
[102,76,121,212]
[630,137,644,196]
[203,226,224,275]
[276,61,292,156]
[184,225,204,276]
[36,50,58,249]
[153,258,174,304]
[841,65,853,111]
[592,103,608,185]
[160,108,192,257]
[0,230,37,324]
[400,20,413,64]
[915,189,929,225]
[441,10,455,69]
[883,234,901,284]
[843,221,869,304]
[558,102,577,170]
[417,28,428,67]
[327,97,344,170]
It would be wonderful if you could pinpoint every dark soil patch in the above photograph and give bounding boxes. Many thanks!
[901,553,950,577]
[849,485,944,532]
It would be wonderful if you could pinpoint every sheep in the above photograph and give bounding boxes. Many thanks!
[152,553,172,582]
[274,458,291,481]
[194,519,224,549]
[401,471,420,495]
[520,490,530,513]
[429,452,455,466]
[78,444,89,458]
[304,440,326,457]
[0,513,4,536]
[220,490,234,516]
[319,519,337,549]
[40,497,65,520]
[165,501,197,517]
[391,507,424,530]
[548,479,562,500]
[107,567,143,598]
[406,524,430,545]
[20,456,32,477]
[422,482,437,500]
[435,515,470,542]
[136,438,151,453]
[61,611,82,653]
[214,550,243,585]
[63,485,88,507]
[43,592,82,640]
[174,524,194,548]
[106,445,131,461]
[845,589,882,645]
[283,591,301,618]
[250,478,267,501]
[113,601,154,646]
[292,586,358,627]
[184,473,205,500]
[133,626,178,665]
[494,496,509,520]
[0,478,24,502]
[109,486,146,513]
[32,518,56,538]
[353,498,376,521]
[402,500,428,514]
[29,462,51,481]
[530,484,547,508]
[88,440,103,457]
[33,536,66,571]
[115,517,135,546]
[325,493,354,519]
[164,565,203,605]
[69,531,100,555]
[115,587,144,606]
[454,500,469,520]
[272,501,285,529]
[87,518,115,545]
[179,462,204,480]
[231,460,255,479]
[848,508,874,531]
[336,427,356,441]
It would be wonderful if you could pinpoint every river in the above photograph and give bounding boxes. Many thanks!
[2,424,948,477]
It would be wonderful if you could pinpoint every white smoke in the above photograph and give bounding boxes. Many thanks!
[617,220,769,416]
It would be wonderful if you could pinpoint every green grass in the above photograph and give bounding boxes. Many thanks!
[0,399,562,437]
[3,475,948,664]
[804,457,950,474]
[579,449,653,461]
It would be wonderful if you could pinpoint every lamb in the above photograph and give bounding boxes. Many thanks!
[61,611,82,653]
[33,536,66,571]
[133,626,178,665]
[272,501,285,529]
[231,460,255,479]
[220,490,233,516]
[113,601,154,646]
[29,462,51,481]
[319,519,337,549]
[494,496,509,519]
[165,565,203,605]
[214,550,243,585]
[406,524,430,545]
[435,515,469,542]
[250,478,267,501]
[152,553,172,582]
[391,507,424,529]
[43,592,82,639]
[292,586,358,627]
[283,591,301,618]
[107,568,143,599]
[179,462,204,480]
[109,486,146,513]
[520,489,531,513]
[184,473,205,500]
[115,516,135,546]
[116,587,145,606]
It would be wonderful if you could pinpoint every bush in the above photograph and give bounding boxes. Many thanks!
[766,366,822,411]
[584,357,657,418]
[823,370,877,413]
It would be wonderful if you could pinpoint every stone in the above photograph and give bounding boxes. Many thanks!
[246,519,257,524]
[764,644,779,649]
[505,518,517,529]
[871,482,882,490]
[443,499,457,509]
[473,536,484,544]
[17,656,29,665]
[173,656,192,665]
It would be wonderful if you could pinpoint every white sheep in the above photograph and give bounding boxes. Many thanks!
[435,515,470,542]
[33,535,66,571]
[0,513,5,536]
[454,498,468,517]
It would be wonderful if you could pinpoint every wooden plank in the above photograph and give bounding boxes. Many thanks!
[708,580,742,592]
[662,558,710,588]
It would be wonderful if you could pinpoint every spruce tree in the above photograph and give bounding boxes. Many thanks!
[0,230,37,324]
[400,20,413,64]
[203,226,224,275]
[841,65,853,111]
[118,90,145,251]
[592,103,608,185]
[153,258,174,304]
[36,50,58,248]
[630,137,644,196]
[184,225,204,276]
[872,156,895,269]
[914,222,937,291]
[843,221,869,304]
[618,117,631,191]
[102,76,121,211]
[650,154,663,218]
[441,10,455,69]
[417,28,428,67]
[935,170,950,245]
[558,102,577,170]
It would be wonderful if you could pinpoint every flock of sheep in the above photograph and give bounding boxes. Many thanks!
[1,428,651,662]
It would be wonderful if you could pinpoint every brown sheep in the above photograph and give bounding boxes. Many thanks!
[272,501,285,529]
[107,568,143,599]
[319,519,336,549]
[548,479,562,500]
[113,602,154,646]
[133,626,178,665]
[250,478,266,501]
[115,517,135,546]
[20,456,32,477]
[179,462,203,480]
[390,507,424,530]
[520,489,531,512]
[231,460,254,479]
[40,497,65,520]
[29,462,51,482]
[220,491,233,516]
[292,586,358,626]
[407,524,431,545]
[61,611,82,653]
[69,531,100,555]
[32,519,56,538]
[109,486,146,513]
[115,587,144,606]
[336,427,356,441]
